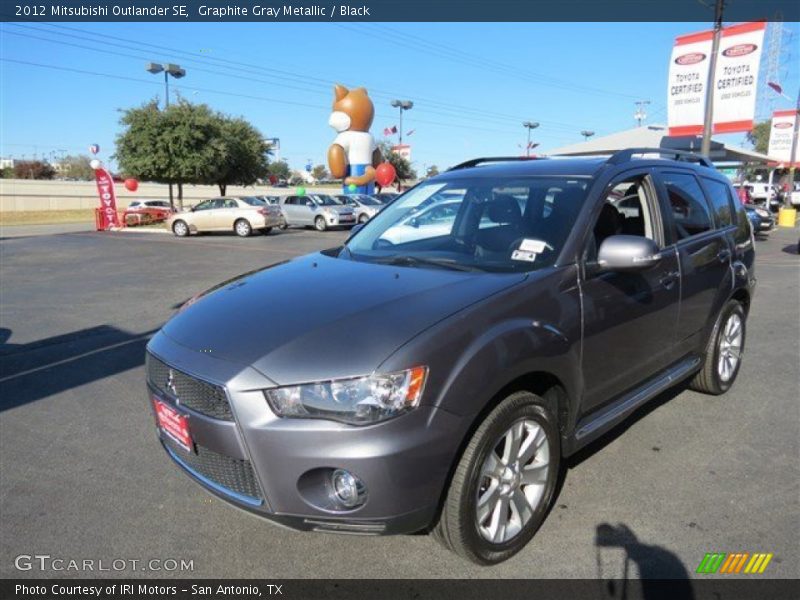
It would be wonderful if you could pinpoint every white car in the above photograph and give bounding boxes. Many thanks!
[379,201,461,245]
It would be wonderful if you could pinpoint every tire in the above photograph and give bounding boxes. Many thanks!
[260,227,273,235]
[358,214,369,224]
[314,216,327,232]
[433,391,561,565]
[172,220,189,237]
[234,219,252,237]
[689,300,746,395]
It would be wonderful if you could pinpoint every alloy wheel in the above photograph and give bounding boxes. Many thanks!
[475,419,550,544]
[718,313,743,382]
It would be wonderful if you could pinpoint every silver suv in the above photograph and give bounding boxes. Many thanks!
[280,194,355,231]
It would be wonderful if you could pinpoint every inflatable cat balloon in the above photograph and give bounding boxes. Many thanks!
[327,84,382,194]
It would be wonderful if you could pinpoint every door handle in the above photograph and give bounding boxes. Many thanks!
[659,271,679,290]
[717,249,732,263]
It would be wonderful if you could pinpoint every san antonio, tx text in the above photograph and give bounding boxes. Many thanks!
[15,584,281,597]
[44,3,371,17]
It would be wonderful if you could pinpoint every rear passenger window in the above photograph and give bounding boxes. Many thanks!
[702,178,735,227]
[661,172,713,240]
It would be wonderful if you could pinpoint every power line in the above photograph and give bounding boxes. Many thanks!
[16,22,596,133]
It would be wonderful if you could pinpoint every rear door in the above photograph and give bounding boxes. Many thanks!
[653,169,732,354]
[281,196,299,225]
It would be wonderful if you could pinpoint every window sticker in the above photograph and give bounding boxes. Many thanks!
[519,238,550,253]
[511,250,537,262]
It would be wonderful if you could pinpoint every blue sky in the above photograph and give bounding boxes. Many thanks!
[1,21,798,172]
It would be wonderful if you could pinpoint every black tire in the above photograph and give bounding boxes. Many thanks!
[314,216,327,232]
[358,214,369,224]
[689,300,746,395]
[172,220,189,237]
[260,227,273,235]
[433,391,561,565]
[234,219,252,237]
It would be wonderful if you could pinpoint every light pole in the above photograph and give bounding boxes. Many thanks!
[581,130,595,141]
[265,137,281,163]
[634,100,651,127]
[522,121,540,157]
[146,62,186,209]
[390,100,414,146]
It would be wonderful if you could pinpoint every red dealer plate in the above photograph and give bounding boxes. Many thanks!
[153,398,193,453]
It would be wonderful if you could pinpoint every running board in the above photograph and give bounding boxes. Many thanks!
[571,356,702,450]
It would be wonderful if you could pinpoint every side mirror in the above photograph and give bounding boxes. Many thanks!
[597,235,662,272]
[410,217,420,228]
[346,223,364,241]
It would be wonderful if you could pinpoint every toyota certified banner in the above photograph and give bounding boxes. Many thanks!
[668,21,765,136]
[768,109,799,166]
[94,167,122,229]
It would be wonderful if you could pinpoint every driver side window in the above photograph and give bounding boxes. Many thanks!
[585,174,658,263]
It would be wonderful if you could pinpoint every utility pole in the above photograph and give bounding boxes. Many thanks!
[701,0,725,156]
[391,100,413,146]
[634,100,651,127]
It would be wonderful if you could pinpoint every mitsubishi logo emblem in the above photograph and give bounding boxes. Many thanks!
[165,369,178,398]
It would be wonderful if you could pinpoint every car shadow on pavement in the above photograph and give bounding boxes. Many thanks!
[595,523,695,594]
[781,243,799,255]
[0,325,156,412]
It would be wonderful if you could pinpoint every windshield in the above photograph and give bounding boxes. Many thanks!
[239,196,265,206]
[313,195,339,206]
[343,176,590,272]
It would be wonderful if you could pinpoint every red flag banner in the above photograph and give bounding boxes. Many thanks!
[94,167,122,230]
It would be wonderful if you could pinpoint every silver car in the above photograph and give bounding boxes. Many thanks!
[280,194,356,231]
[167,196,282,237]
[335,194,383,224]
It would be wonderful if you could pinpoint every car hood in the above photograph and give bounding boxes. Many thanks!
[161,253,524,385]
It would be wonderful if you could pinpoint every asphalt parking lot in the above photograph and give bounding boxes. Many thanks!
[1,224,798,580]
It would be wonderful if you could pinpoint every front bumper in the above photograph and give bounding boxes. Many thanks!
[146,332,465,535]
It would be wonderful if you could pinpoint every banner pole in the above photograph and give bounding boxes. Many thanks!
[701,0,725,156]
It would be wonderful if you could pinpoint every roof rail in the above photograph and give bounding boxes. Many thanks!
[448,156,543,171]
[608,148,714,168]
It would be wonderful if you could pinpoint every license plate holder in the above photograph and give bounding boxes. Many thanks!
[153,397,194,453]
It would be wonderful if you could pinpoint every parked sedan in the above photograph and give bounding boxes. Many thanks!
[279,195,356,231]
[372,192,399,204]
[167,196,282,237]
[335,194,383,223]
[744,204,775,235]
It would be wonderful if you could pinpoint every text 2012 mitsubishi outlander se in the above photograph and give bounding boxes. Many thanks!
[146,149,755,564]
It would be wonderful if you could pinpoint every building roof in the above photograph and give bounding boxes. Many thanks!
[550,125,774,165]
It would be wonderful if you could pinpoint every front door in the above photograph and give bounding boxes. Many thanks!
[580,170,681,411]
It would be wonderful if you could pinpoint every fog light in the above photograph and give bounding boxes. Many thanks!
[331,469,366,508]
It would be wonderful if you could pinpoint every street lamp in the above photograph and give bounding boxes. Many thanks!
[265,137,281,162]
[390,99,414,146]
[146,62,186,209]
[580,130,595,141]
[522,121,540,157]
[146,62,186,109]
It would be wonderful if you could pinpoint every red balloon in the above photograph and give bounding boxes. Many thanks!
[375,162,396,187]
[124,178,139,192]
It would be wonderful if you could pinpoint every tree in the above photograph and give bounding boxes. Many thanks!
[60,154,95,180]
[213,117,272,195]
[13,160,55,180]
[378,141,417,185]
[426,165,439,178]
[115,99,226,209]
[311,164,328,181]
[0,167,14,179]
[746,121,771,155]
[267,160,291,181]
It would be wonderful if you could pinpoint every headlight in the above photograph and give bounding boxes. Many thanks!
[264,366,428,425]
[756,208,770,218]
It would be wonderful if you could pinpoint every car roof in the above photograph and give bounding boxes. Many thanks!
[435,154,723,181]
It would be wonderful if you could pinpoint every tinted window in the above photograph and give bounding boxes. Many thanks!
[239,196,264,206]
[702,178,735,227]
[661,172,713,239]
[194,200,214,211]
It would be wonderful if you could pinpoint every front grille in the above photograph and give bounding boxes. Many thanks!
[146,353,232,420]
[163,436,263,503]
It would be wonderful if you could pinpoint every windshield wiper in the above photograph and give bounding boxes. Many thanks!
[374,255,482,272]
